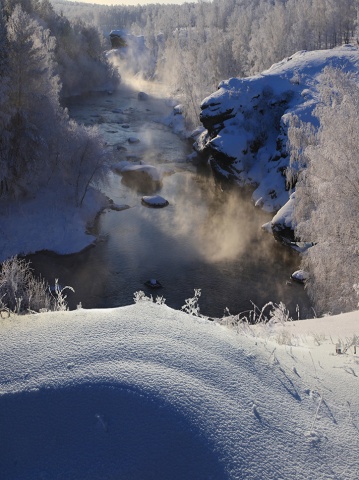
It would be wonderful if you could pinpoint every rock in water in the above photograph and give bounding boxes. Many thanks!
[121,164,162,193]
[128,137,140,144]
[138,91,149,101]
[141,195,169,208]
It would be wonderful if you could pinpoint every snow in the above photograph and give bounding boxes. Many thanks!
[0,187,109,263]
[1,300,359,479]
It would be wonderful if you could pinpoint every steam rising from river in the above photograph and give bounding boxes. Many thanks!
[137,172,272,265]
[56,67,311,317]
[108,55,271,264]
[108,54,172,99]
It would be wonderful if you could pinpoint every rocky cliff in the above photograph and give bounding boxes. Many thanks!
[196,45,359,242]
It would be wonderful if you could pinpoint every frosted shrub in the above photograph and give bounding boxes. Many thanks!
[155,296,166,305]
[0,256,73,314]
[221,301,292,327]
[0,256,49,313]
[268,302,291,324]
[133,291,153,303]
[50,279,74,312]
[181,289,201,316]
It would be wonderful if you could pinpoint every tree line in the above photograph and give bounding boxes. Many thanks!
[53,0,358,126]
[288,67,359,315]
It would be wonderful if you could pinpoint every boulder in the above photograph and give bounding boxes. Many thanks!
[141,195,169,208]
[291,270,309,284]
[128,137,140,144]
[138,91,149,101]
[121,164,162,193]
[268,192,296,245]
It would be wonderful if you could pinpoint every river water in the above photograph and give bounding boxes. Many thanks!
[28,83,312,319]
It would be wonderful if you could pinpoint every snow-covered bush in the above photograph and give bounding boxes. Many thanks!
[0,257,73,314]
[133,290,153,303]
[181,289,201,316]
[0,257,50,314]
[221,301,293,328]
[50,279,75,312]
[133,291,166,305]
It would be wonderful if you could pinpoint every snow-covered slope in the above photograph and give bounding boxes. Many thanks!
[1,301,358,479]
[197,45,359,234]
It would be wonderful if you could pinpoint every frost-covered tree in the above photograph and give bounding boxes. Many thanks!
[0,5,11,196]
[58,121,110,207]
[5,4,62,196]
[289,67,359,314]
[0,3,112,204]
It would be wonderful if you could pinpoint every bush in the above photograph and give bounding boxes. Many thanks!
[0,256,73,314]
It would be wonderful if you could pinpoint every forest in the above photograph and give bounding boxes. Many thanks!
[1,0,359,315]
[53,0,358,126]
[0,0,119,204]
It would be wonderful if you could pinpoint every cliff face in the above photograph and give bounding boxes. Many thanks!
[196,46,359,239]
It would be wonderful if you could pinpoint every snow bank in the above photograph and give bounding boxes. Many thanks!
[1,301,358,479]
[0,187,108,262]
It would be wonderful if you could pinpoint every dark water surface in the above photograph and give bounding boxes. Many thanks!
[28,84,312,318]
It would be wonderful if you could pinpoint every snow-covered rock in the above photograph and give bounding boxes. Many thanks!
[128,136,140,144]
[291,269,309,283]
[141,195,169,208]
[138,91,149,101]
[263,191,296,244]
[197,45,359,229]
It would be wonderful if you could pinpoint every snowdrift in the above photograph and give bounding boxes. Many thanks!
[1,302,358,479]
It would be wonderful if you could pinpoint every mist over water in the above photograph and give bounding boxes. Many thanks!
[28,82,312,319]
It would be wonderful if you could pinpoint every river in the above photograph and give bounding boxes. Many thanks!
[27,82,312,319]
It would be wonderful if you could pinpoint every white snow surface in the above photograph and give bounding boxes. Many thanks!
[1,301,359,479]
[0,187,108,262]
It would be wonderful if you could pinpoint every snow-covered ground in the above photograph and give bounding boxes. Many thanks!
[0,187,109,263]
[1,299,358,479]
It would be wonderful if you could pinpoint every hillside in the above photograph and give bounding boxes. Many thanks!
[1,300,358,479]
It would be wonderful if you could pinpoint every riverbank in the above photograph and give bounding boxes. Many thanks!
[0,186,109,263]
